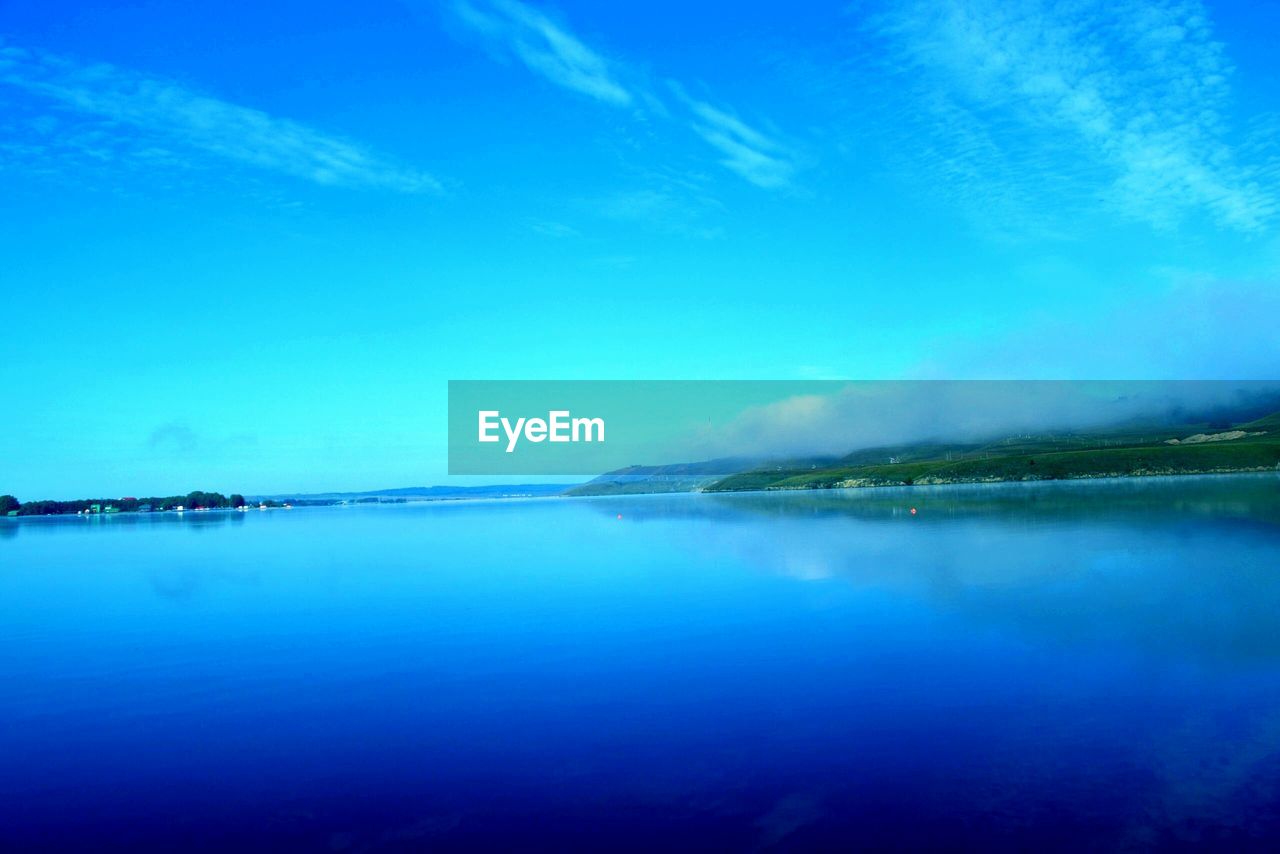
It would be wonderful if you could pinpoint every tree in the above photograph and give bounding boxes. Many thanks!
[0,495,19,514]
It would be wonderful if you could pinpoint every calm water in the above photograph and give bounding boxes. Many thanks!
[4,475,1280,851]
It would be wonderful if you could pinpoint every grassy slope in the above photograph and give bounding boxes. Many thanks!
[704,415,1280,493]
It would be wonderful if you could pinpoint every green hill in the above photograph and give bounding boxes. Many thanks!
[704,415,1280,493]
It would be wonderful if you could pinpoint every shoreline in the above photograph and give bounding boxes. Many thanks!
[701,464,1280,495]
[564,467,1280,502]
[6,468,1278,520]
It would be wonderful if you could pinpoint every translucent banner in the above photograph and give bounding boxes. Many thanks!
[448,380,1280,477]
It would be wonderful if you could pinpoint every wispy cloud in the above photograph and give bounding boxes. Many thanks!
[672,84,798,189]
[446,0,801,191]
[0,41,440,193]
[528,218,581,238]
[588,186,724,239]
[449,0,631,106]
[866,0,1278,232]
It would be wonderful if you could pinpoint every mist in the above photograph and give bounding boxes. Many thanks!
[676,381,1280,463]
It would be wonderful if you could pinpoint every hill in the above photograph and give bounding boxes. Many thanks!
[705,413,1280,492]
[564,459,758,497]
[564,410,1280,496]
[251,484,576,502]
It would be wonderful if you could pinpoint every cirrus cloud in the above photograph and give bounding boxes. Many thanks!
[448,0,632,106]
[863,0,1278,233]
[0,40,441,193]
[444,0,803,191]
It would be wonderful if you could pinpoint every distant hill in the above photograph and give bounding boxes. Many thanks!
[565,459,759,497]
[251,484,576,502]
[567,409,1280,497]
[707,410,1280,493]
[260,407,1280,503]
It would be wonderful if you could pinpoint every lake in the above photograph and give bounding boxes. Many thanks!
[4,474,1280,851]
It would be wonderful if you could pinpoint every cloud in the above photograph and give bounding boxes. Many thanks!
[146,421,260,459]
[673,86,799,189]
[528,218,581,238]
[865,0,1279,232]
[588,186,724,238]
[148,422,200,454]
[445,0,801,191]
[0,41,440,193]
[449,0,631,106]
[687,380,1280,461]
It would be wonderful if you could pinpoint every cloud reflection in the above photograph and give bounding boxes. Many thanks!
[586,474,1280,666]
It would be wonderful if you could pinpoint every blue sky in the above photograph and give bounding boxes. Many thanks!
[2,0,1279,497]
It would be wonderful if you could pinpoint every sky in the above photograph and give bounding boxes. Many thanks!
[2,0,1279,497]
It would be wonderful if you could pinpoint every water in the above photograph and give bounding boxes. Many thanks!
[3,475,1280,851]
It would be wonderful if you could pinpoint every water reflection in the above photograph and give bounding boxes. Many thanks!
[3,476,1280,849]
[0,507,248,535]
[2,509,260,600]
[586,475,1280,667]
[584,472,1280,528]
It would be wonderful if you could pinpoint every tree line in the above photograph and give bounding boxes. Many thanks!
[1,492,247,516]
